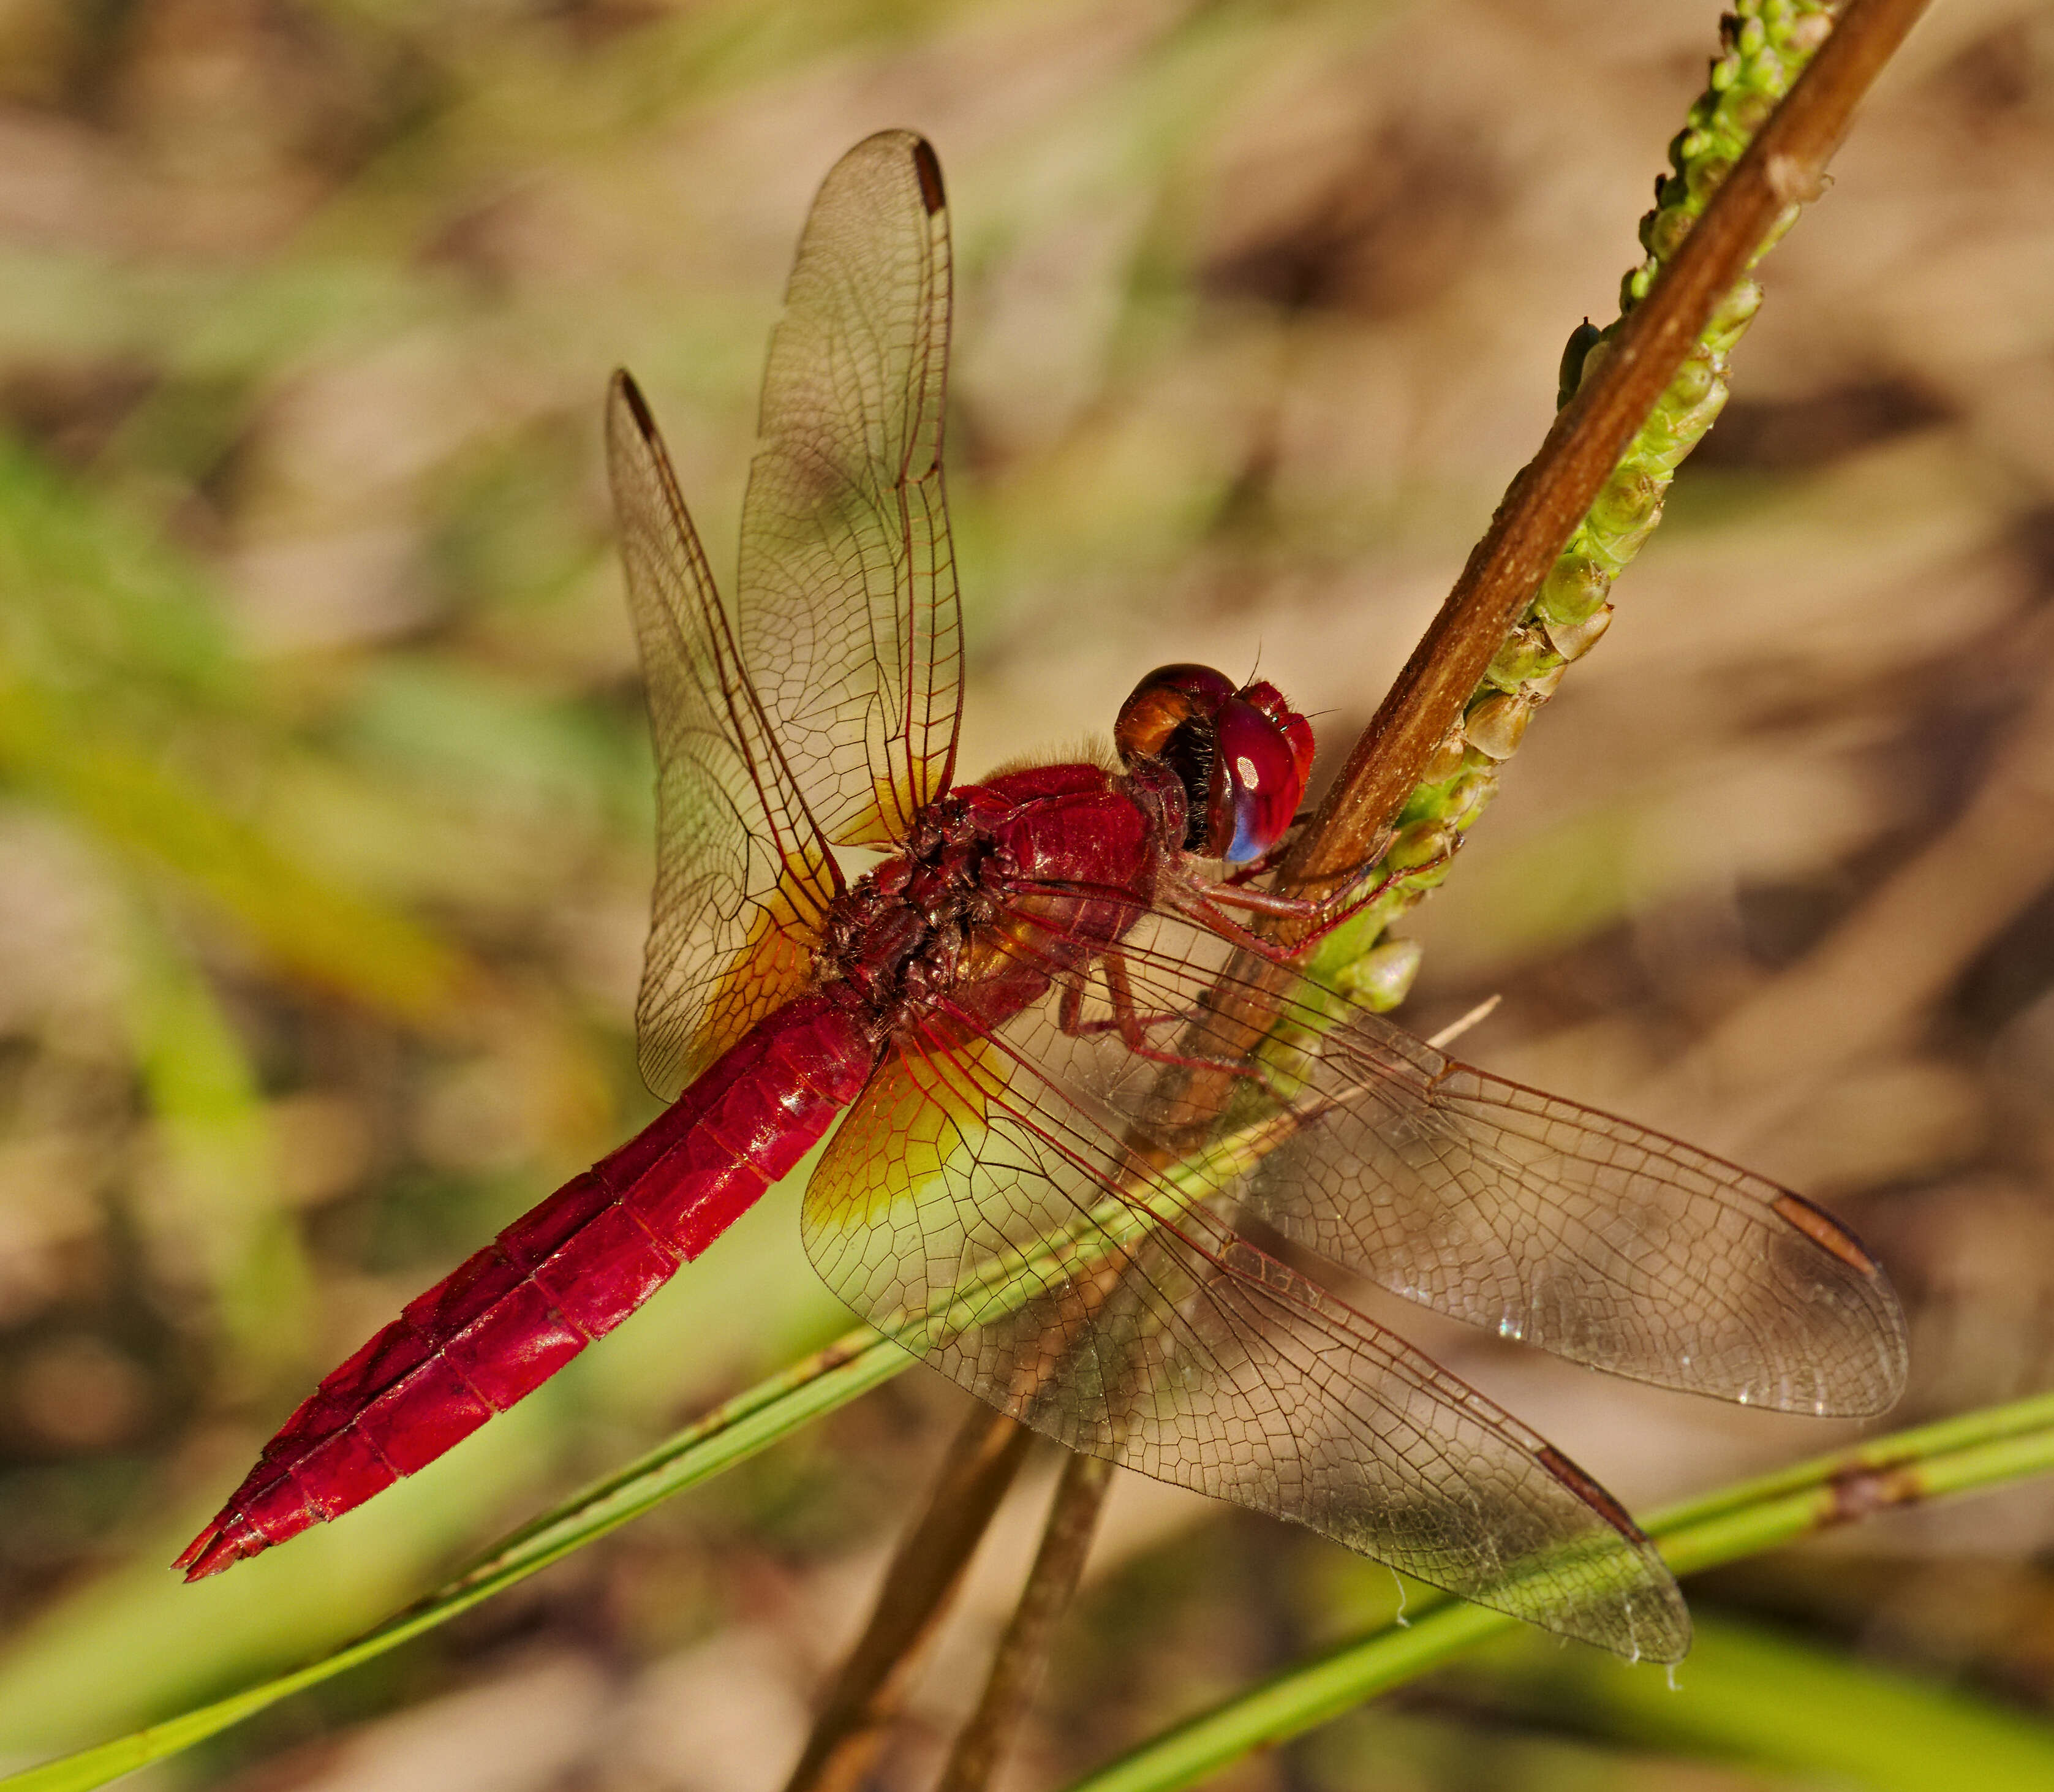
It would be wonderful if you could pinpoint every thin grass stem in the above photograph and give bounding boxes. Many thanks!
[935,1451,1115,1792]
[781,1404,1036,1792]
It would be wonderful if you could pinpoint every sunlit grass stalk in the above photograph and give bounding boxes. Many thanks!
[1058,1389,2054,1792]
[1308,0,1840,1005]
[13,1381,2054,1792]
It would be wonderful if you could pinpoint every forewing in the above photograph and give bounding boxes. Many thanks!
[606,373,839,1100]
[736,129,961,850]
[801,974,1689,1662]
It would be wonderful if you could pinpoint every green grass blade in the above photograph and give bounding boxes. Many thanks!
[14,1287,2054,1792]
[1456,1609,2054,1791]
[1062,1389,2054,1792]
[16,1371,2054,1792]
[0,1328,908,1792]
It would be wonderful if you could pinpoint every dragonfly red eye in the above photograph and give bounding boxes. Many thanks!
[1237,679,1316,792]
[1209,694,1310,864]
[1114,663,1314,863]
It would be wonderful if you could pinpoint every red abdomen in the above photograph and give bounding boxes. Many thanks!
[178,993,878,1578]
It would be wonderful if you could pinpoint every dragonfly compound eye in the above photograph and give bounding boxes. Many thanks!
[1114,663,1237,854]
[1208,695,1310,864]
[1235,679,1316,794]
[1112,663,1238,763]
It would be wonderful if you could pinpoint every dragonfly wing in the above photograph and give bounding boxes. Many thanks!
[801,997,1690,1663]
[1062,912,1908,1417]
[606,374,839,1100]
[736,129,961,850]
[1228,1004,1909,1417]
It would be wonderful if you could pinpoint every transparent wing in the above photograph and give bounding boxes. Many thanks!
[801,921,1691,1661]
[1092,910,1909,1418]
[606,372,839,1100]
[801,882,1907,1650]
[1233,1013,1910,1416]
[735,129,962,850]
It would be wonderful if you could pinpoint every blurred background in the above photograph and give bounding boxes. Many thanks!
[1,0,2052,1786]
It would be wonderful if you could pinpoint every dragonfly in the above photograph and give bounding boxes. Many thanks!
[178,130,1906,1662]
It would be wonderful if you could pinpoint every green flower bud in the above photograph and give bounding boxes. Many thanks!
[1536,553,1611,627]
[1788,10,1834,54]
[1686,154,1733,204]
[1645,205,1694,262]
[1420,730,1468,785]
[1486,625,1556,690]
[1727,89,1775,135]
[1333,937,1424,1013]
[1544,603,1614,663]
[1440,768,1498,830]
[1663,354,1718,411]
[1463,692,1531,760]
[1709,276,1764,336]
[1590,466,1663,537]
[1386,819,1454,871]
[1558,319,1604,409]
[1596,501,1665,562]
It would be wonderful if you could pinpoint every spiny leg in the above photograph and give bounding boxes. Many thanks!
[1185,842,1456,962]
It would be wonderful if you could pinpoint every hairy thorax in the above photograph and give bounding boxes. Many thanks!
[817,792,1002,1030]
[815,762,1173,1040]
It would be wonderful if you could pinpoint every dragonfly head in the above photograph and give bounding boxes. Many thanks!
[1114,663,1316,864]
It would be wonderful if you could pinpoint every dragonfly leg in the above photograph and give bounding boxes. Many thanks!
[1214,837,1294,890]
[1215,814,1391,891]
[1060,954,1269,1081]
[1285,845,1457,953]
[1183,841,1458,962]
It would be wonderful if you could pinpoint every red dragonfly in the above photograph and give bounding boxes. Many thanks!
[179,131,1906,1662]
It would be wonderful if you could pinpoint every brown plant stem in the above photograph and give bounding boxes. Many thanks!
[935,1451,1116,1792]
[1280,0,1934,896]
[782,1403,1037,1792]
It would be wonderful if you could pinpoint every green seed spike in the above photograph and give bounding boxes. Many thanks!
[1309,0,1840,1003]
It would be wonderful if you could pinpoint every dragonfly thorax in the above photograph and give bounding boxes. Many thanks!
[818,793,1003,1025]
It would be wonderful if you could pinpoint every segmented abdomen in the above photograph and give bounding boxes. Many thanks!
[178,992,877,1578]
